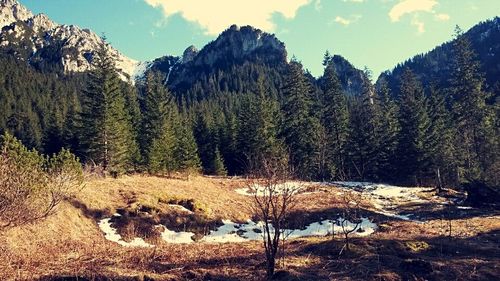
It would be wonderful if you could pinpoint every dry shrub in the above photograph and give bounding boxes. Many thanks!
[0,133,84,229]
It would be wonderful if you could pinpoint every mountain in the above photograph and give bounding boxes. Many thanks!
[143,25,291,103]
[377,17,500,100]
[321,55,370,97]
[0,0,141,81]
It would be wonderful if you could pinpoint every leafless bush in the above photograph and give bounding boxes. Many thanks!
[338,191,363,253]
[248,156,298,279]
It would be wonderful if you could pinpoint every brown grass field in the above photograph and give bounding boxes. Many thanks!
[0,175,499,280]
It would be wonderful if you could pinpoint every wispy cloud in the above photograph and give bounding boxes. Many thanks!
[411,16,425,34]
[343,0,365,3]
[333,14,362,26]
[144,0,312,35]
[389,0,438,22]
[435,13,450,21]
[335,16,351,26]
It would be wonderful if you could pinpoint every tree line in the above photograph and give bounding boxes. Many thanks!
[0,29,497,188]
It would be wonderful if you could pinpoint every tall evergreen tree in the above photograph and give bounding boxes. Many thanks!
[281,61,321,179]
[373,79,400,181]
[346,69,379,180]
[427,85,457,189]
[238,78,284,173]
[450,26,497,184]
[396,69,432,185]
[140,72,177,174]
[174,118,201,174]
[320,60,349,180]
[79,38,137,174]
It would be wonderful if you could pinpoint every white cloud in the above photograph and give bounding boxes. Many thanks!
[435,13,450,21]
[333,14,362,26]
[389,0,438,22]
[314,0,322,11]
[335,16,351,26]
[144,0,312,35]
[411,16,425,34]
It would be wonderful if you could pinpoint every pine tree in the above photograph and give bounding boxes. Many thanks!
[427,85,457,189]
[320,60,349,180]
[373,79,400,181]
[281,61,321,179]
[140,72,177,174]
[346,69,380,180]
[174,118,201,175]
[212,147,227,176]
[396,69,432,185]
[238,78,284,173]
[450,26,496,184]
[79,38,137,174]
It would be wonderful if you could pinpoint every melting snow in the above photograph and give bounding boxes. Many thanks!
[98,215,153,248]
[333,182,430,221]
[98,216,378,246]
[235,182,306,196]
[168,204,194,214]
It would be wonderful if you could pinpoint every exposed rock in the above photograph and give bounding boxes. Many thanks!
[0,0,32,28]
[182,45,198,63]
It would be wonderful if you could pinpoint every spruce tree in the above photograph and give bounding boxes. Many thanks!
[427,85,457,189]
[373,79,400,181]
[450,26,497,184]
[346,68,380,180]
[79,38,137,174]
[174,118,201,174]
[396,69,432,185]
[238,78,284,173]
[281,61,321,179]
[140,72,177,174]
[212,147,228,176]
[320,60,349,180]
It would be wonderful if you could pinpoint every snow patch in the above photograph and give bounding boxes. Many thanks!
[235,182,306,196]
[98,215,153,248]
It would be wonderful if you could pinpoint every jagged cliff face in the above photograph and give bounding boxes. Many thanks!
[142,25,289,97]
[329,55,370,97]
[191,25,287,67]
[0,0,31,27]
[0,0,140,81]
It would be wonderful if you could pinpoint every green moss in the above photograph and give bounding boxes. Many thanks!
[404,241,431,253]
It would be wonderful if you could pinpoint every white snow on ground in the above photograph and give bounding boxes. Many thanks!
[333,182,430,221]
[235,182,307,196]
[98,215,153,248]
[99,216,377,246]
[168,204,194,214]
[157,225,196,244]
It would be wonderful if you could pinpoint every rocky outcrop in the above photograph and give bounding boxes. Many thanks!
[0,0,140,81]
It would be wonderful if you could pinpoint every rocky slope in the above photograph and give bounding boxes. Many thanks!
[0,0,141,81]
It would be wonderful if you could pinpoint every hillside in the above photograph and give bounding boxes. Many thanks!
[1,175,499,280]
[377,17,500,101]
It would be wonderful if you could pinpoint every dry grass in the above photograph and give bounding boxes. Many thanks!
[0,175,499,280]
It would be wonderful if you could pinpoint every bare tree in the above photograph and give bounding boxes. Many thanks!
[249,156,298,279]
[338,191,363,253]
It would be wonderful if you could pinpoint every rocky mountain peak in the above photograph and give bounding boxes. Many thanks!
[190,25,287,68]
[182,45,198,63]
[0,0,32,28]
[27,13,57,32]
[0,0,141,82]
[328,55,370,96]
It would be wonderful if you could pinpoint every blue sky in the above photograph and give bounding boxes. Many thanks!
[19,0,499,77]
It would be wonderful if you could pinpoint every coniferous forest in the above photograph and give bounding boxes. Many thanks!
[1,1,500,279]
[1,25,498,192]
